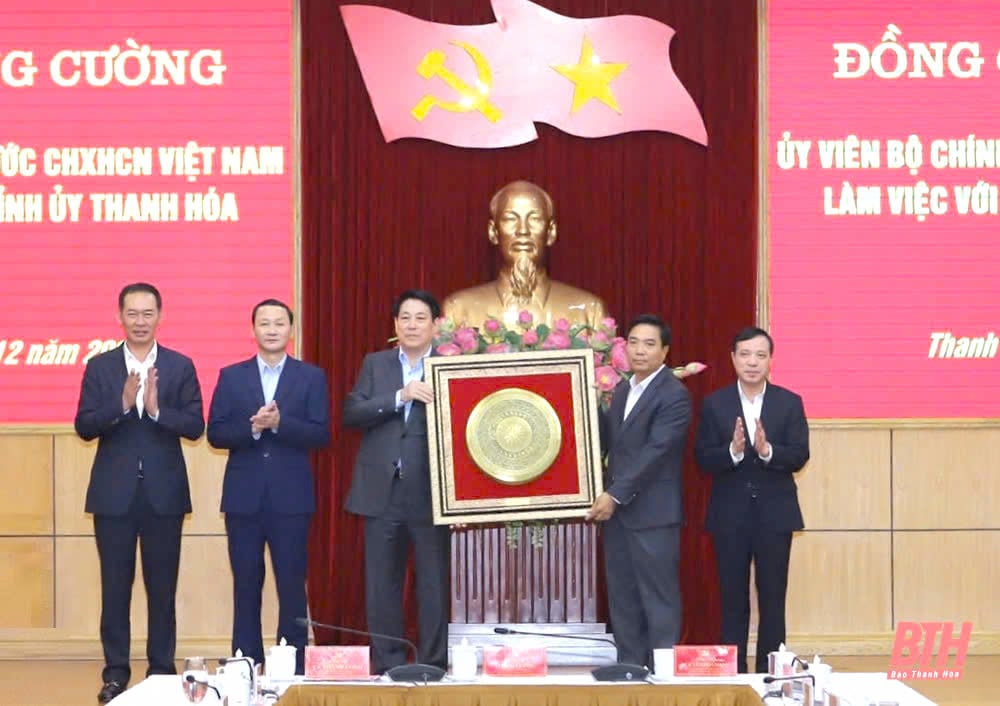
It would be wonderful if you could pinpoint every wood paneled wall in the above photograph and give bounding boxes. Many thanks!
[777,427,999,655]
[0,434,279,658]
[0,427,996,657]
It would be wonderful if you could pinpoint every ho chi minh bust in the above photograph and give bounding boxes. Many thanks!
[442,180,609,330]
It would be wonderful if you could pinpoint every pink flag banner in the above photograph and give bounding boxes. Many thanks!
[340,0,707,149]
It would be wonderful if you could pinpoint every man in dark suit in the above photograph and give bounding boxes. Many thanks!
[74,282,204,704]
[207,299,330,674]
[694,326,809,673]
[586,314,692,668]
[343,289,450,673]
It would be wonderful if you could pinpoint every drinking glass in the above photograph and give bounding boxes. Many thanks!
[181,656,210,703]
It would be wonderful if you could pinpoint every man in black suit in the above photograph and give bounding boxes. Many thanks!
[694,326,809,673]
[343,289,450,673]
[586,314,692,668]
[207,299,330,673]
[74,283,204,703]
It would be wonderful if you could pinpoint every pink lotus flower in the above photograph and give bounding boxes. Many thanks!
[517,310,534,327]
[600,317,617,332]
[593,331,610,346]
[522,330,539,346]
[673,361,708,378]
[486,342,511,354]
[610,340,630,371]
[541,331,571,350]
[453,327,479,353]
[436,342,461,356]
[554,318,571,332]
[595,365,621,391]
[483,318,502,334]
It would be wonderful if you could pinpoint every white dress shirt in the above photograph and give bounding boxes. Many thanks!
[253,353,286,440]
[730,380,772,464]
[395,346,432,422]
[258,353,286,405]
[623,364,665,421]
[124,342,158,420]
[606,364,667,504]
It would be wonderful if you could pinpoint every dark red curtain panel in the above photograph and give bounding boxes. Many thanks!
[300,0,757,646]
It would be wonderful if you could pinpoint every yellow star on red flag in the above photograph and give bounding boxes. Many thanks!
[551,36,628,114]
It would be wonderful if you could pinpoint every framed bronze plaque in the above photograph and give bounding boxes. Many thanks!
[424,349,604,525]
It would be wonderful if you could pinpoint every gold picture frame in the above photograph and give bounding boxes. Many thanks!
[424,348,604,525]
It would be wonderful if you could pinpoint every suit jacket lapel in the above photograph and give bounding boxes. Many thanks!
[609,381,629,433]
[271,356,295,405]
[245,357,265,407]
[405,349,438,427]
[621,369,666,431]
[728,383,747,439]
[759,381,776,445]
[115,343,130,381]
[385,351,406,424]
[731,382,761,460]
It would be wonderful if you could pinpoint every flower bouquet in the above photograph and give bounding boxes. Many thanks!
[434,312,706,410]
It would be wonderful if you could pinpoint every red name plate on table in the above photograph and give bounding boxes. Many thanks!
[304,646,370,680]
[482,645,547,677]
[673,645,738,677]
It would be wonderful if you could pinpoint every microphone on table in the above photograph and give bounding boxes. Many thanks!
[763,673,816,700]
[184,673,222,700]
[763,674,815,686]
[492,626,648,682]
[493,626,616,647]
[295,617,445,683]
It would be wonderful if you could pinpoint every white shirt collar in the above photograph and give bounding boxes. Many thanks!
[257,353,287,373]
[124,341,157,367]
[737,380,767,403]
[398,345,432,366]
[630,363,665,392]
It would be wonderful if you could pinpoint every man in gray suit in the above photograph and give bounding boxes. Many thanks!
[343,290,450,673]
[586,314,692,668]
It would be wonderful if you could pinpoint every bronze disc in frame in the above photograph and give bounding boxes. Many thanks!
[465,387,562,485]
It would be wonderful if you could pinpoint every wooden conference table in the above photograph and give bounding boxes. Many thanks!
[108,672,938,705]
[275,678,761,706]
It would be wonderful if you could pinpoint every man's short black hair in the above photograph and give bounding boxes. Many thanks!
[118,282,162,311]
[626,314,671,347]
[252,299,294,325]
[731,326,774,354]
[392,289,441,319]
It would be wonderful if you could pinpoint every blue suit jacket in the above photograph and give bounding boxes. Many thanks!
[74,344,204,516]
[695,382,810,534]
[207,355,330,514]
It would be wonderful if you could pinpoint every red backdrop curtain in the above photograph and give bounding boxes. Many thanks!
[300,0,758,646]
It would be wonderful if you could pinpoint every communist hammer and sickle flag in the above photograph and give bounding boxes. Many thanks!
[340,0,708,149]
[410,41,503,123]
